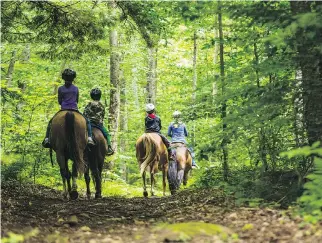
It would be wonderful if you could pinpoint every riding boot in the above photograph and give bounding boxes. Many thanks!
[88,137,95,146]
[106,145,114,156]
[167,148,173,161]
[192,159,199,169]
[42,138,51,148]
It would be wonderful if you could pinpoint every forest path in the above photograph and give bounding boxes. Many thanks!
[1,182,321,243]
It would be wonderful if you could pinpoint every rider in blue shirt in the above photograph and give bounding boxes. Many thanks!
[167,110,198,169]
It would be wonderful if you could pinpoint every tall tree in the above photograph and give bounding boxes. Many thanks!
[6,50,16,87]
[108,27,120,152]
[218,1,229,181]
[290,1,322,146]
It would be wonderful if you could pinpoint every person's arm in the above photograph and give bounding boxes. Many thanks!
[76,88,79,103]
[102,103,105,119]
[159,117,162,130]
[58,87,63,105]
[184,125,188,137]
[83,103,90,117]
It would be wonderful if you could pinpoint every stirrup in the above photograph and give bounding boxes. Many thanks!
[106,147,114,156]
[42,138,51,148]
[88,137,95,146]
[192,164,199,169]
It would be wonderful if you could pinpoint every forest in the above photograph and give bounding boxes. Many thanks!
[1,1,322,242]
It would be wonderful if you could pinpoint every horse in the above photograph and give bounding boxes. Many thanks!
[84,127,107,199]
[167,143,192,195]
[49,110,87,200]
[136,133,169,197]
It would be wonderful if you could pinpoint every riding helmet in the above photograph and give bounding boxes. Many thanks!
[62,69,76,82]
[90,88,102,101]
[173,110,181,118]
[146,103,155,113]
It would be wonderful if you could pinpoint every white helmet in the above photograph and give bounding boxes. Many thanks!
[173,110,181,118]
[146,103,155,113]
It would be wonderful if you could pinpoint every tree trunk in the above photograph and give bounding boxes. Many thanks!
[53,60,67,95]
[119,68,128,181]
[132,68,140,110]
[108,28,120,153]
[192,31,197,102]
[253,41,268,171]
[213,16,219,102]
[218,1,229,181]
[6,50,16,87]
[290,1,322,146]
[21,44,30,63]
[213,15,219,65]
[146,46,157,104]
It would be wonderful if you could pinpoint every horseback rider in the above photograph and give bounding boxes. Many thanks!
[145,103,172,160]
[42,69,94,148]
[83,88,114,155]
[167,110,199,169]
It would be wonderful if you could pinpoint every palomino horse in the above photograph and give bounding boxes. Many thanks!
[136,133,169,197]
[50,110,87,200]
[84,127,107,199]
[167,143,192,195]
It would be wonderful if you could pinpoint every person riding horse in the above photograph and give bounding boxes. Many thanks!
[83,88,114,155]
[167,110,199,169]
[42,69,94,148]
[145,103,172,160]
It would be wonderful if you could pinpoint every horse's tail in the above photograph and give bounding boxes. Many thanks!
[139,134,158,175]
[168,156,179,194]
[65,111,85,174]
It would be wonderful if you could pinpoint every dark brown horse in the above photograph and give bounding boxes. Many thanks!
[167,143,192,195]
[84,127,107,199]
[50,111,87,200]
[136,133,169,197]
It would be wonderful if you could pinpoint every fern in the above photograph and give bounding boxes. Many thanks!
[299,157,322,223]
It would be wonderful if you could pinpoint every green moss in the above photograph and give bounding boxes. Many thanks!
[154,222,234,241]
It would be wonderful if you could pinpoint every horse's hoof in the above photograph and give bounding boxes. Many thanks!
[143,191,148,197]
[170,190,176,195]
[95,194,102,199]
[70,190,79,200]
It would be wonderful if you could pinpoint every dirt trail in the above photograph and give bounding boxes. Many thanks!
[1,182,322,243]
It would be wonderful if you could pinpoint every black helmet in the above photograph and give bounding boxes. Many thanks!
[90,88,101,100]
[62,69,76,82]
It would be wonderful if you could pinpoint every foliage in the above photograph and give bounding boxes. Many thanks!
[283,144,322,223]
[1,1,322,216]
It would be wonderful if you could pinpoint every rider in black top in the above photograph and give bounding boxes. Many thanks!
[145,103,172,159]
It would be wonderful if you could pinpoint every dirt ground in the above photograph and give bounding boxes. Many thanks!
[1,182,322,243]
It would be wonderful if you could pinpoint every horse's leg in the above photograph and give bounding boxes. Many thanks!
[95,156,104,199]
[177,169,184,189]
[90,155,102,199]
[57,154,70,199]
[150,171,155,196]
[93,167,102,199]
[162,163,167,196]
[142,171,148,197]
[84,150,91,199]
[67,162,78,200]
[84,165,91,199]
[183,170,189,186]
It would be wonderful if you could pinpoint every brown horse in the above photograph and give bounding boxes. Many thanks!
[167,143,192,195]
[50,110,87,200]
[136,133,169,197]
[84,127,107,199]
